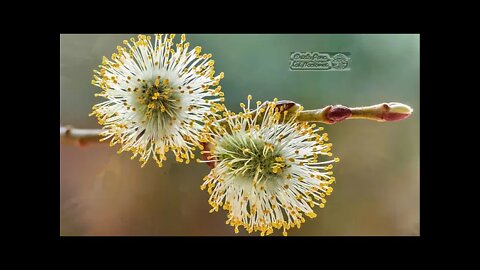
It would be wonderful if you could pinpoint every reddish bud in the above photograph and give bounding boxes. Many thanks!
[327,105,352,122]
[201,142,215,169]
[382,103,413,122]
[383,112,410,121]
[274,100,296,111]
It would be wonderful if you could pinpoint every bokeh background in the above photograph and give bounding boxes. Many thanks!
[60,34,419,236]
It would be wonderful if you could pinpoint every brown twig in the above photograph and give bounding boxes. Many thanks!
[60,101,412,146]
[296,102,413,124]
[60,126,104,146]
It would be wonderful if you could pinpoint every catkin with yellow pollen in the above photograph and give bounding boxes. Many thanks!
[198,95,339,236]
[91,34,225,167]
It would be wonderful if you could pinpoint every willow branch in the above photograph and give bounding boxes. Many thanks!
[60,101,412,146]
[60,126,103,146]
[295,102,413,124]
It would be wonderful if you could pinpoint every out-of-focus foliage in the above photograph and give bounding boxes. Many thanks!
[60,34,419,236]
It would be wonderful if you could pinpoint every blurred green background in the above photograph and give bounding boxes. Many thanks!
[60,34,419,236]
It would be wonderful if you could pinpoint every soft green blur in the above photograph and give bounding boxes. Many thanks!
[60,34,419,236]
